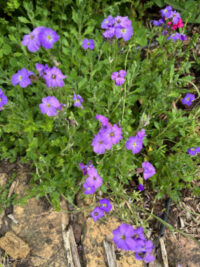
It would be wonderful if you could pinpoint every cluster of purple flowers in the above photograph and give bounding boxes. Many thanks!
[39,96,64,116]
[112,223,155,263]
[90,198,112,222]
[12,68,34,88]
[36,63,66,88]
[79,162,103,194]
[181,93,195,106]
[101,15,133,41]
[82,39,95,50]
[187,147,200,156]
[22,26,59,52]
[152,6,187,42]
[126,129,146,154]
[111,70,127,86]
[0,89,8,109]
[92,115,123,154]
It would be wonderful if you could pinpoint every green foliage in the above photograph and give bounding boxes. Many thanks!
[0,0,199,224]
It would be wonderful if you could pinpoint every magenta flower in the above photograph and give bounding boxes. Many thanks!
[0,89,8,109]
[142,162,156,180]
[99,199,112,213]
[39,96,61,116]
[82,39,95,50]
[12,68,34,88]
[39,27,59,49]
[90,207,105,222]
[83,181,96,195]
[44,66,66,88]
[73,94,84,108]
[112,223,135,250]
[182,93,195,106]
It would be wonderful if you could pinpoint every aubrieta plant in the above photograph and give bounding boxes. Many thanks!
[0,1,199,263]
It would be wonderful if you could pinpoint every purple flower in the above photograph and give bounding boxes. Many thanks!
[103,27,115,39]
[126,136,143,154]
[85,167,102,189]
[39,27,59,49]
[36,63,49,77]
[160,6,173,19]
[135,252,155,263]
[99,199,112,212]
[0,89,8,109]
[187,147,200,156]
[90,207,105,222]
[138,184,144,191]
[101,15,115,29]
[91,133,109,154]
[83,181,96,195]
[179,34,187,41]
[152,19,164,26]
[95,114,109,127]
[142,162,156,180]
[111,70,127,86]
[39,96,61,116]
[21,26,44,52]
[112,223,135,250]
[182,93,195,106]
[103,124,123,145]
[136,129,146,140]
[167,33,187,42]
[44,66,66,88]
[79,162,93,175]
[82,39,95,50]
[115,26,133,41]
[171,11,181,24]
[73,94,84,108]
[114,16,132,28]
[12,68,33,88]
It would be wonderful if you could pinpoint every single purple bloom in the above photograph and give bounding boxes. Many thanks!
[135,252,155,263]
[82,39,95,50]
[85,167,102,189]
[126,136,143,154]
[167,33,187,42]
[39,96,61,116]
[91,133,109,154]
[171,11,181,24]
[138,184,144,191]
[136,129,146,140]
[73,94,84,108]
[162,30,168,36]
[112,223,134,250]
[103,124,123,145]
[182,93,195,106]
[195,147,200,153]
[179,34,187,41]
[187,147,197,156]
[36,63,49,77]
[127,238,145,253]
[0,88,8,109]
[11,68,33,88]
[142,162,156,180]
[152,19,164,26]
[44,66,66,88]
[83,181,96,195]
[39,27,59,49]
[95,114,109,127]
[160,6,173,19]
[103,27,116,39]
[90,207,105,222]
[111,70,127,86]
[99,199,112,213]
[115,26,133,41]
[132,226,145,240]
[101,15,114,29]
[21,27,44,52]
[114,16,132,28]
[111,72,119,80]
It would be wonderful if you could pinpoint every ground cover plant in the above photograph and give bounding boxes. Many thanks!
[0,0,200,264]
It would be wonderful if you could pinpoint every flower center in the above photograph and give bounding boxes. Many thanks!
[47,35,52,41]
[133,142,136,147]
[94,212,98,216]
[46,103,51,107]
[30,35,34,40]
[19,75,22,81]
[110,132,114,137]
[87,42,90,46]
[99,141,103,144]
[0,98,1,102]
[120,235,126,240]
[122,29,126,33]
[93,176,97,181]
[186,97,190,101]
[52,74,56,79]
[103,204,107,207]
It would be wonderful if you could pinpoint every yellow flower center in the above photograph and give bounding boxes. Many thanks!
[46,103,50,107]
[19,75,22,81]
[52,74,56,79]
[133,142,136,147]
[30,35,34,40]
[122,29,126,33]
[47,35,52,40]
[120,235,126,240]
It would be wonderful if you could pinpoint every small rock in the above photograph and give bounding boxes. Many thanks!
[0,173,8,187]
[0,231,30,259]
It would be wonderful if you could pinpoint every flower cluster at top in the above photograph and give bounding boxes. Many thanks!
[92,115,123,154]
[152,6,187,42]
[112,223,155,263]
[90,198,112,222]
[111,70,127,86]
[22,26,59,52]
[187,147,200,156]
[101,15,133,41]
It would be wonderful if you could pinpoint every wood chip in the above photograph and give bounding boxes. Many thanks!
[160,237,169,267]
[103,240,118,267]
